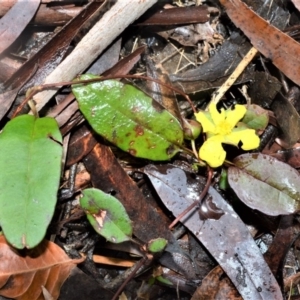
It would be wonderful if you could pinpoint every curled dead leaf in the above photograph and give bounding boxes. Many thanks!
[0,236,83,300]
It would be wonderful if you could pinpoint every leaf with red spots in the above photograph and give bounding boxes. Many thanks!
[72,74,184,160]
[80,188,132,243]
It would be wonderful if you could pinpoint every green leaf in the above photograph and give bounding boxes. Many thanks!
[156,275,173,286]
[147,238,168,253]
[182,119,201,140]
[80,188,132,243]
[219,168,229,191]
[0,115,62,249]
[72,74,184,160]
[228,153,300,216]
[242,104,269,131]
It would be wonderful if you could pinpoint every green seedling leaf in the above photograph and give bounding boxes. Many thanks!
[182,118,201,140]
[242,104,269,131]
[147,238,168,253]
[228,153,300,216]
[0,115,62,249]
[219,168,229,191]
[80,188,132,243]
[72,74,184,160]
[156,276,173,286]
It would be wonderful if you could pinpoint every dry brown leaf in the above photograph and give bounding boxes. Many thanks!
[0,235,83,300]
[191,266,243,300]
[292,0,300,11]
[219,0,300,86]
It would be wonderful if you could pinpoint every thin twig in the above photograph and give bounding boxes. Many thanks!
[12,74,196,118]
[169,167,213,229]
[111,256,148,300]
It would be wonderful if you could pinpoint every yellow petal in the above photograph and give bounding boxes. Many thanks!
[225,128,260,150]
[240,130,260,150]
[209,103,225,126]
[195,111,216,133]
[199,138,226,168]
[224,104,246,130]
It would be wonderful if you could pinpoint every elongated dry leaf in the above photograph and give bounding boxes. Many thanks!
[292,0,300,11]
[228,153,300,216]
[219,0,300,86]
[144,164,282,300]
[0,0,40,54]
[271,93,300,147]
[0,235,83,300]
[0,115,62,249]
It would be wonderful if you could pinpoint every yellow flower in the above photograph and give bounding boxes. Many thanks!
[195,103,260,168]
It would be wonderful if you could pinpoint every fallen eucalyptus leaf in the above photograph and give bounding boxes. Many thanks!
[228,153,300,216]
[272,93,300,148]
[144,164,282,300]
[80,188,132,243]
[0,115,62,249]
[72,74,184,160]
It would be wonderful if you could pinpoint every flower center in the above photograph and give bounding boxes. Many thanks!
[215,120,232,136]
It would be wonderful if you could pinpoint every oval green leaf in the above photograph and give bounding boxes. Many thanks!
[72,74,184,161]
[156,276,173,286]
[228,153,300,216]
[0,115,62,249]
[147,238,168,253]
[80,188,132,243]
[242,104,269,131]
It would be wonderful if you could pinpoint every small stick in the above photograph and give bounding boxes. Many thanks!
[209,46,258,106]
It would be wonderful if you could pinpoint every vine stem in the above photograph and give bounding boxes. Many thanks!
[12,74,196,118]
[111,255,150,300]
[168,166,213,229]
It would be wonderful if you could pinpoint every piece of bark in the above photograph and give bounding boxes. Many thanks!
[136,5,210,25]
[66,124,97,167]
[145,57,181,122]
[0,57,21,82]
[33,0,158,111]
[102,45,146,77]
[32,4,83,26]
[264,215,298,286]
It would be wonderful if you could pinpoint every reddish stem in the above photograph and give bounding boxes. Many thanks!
[169,166,213,229]
[12,74,196,118]
[111,256,147,300]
